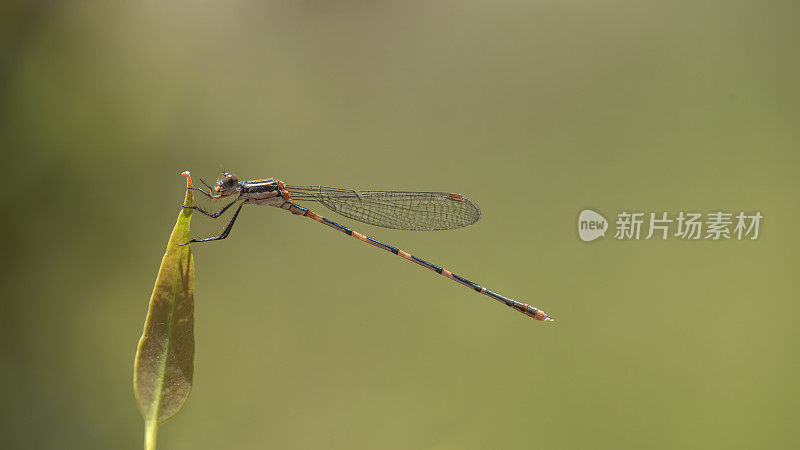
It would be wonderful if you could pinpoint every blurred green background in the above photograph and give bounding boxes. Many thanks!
[2,1,799,449]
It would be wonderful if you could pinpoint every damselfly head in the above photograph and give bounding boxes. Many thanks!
[214,172,240,195]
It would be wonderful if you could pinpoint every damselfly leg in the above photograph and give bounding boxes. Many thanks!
[179,202,245,246]
[182,198,239,218]
[189,178,227,199]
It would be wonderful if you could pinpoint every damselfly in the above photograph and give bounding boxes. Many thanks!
[181,173,553,321]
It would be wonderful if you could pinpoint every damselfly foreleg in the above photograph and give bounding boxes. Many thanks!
[182,198,239,218]
[179,201,245,246]
[188,178,227,199]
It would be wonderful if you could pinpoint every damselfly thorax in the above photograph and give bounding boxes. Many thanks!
[181,172,552,322]
[237,178,290,206]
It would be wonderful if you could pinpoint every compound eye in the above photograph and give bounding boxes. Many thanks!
[223,173,238,187]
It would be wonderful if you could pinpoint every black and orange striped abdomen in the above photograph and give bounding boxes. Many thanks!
[274,200,552,321]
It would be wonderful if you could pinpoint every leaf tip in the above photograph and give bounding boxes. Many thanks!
[181,171,194,208]
[181,171,193,188]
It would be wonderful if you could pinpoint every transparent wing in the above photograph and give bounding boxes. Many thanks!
[288,186,481,231]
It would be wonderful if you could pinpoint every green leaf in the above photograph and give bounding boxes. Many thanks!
[134,172,195,450]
